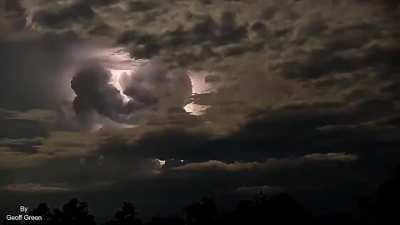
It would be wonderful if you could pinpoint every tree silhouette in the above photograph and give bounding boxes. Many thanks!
[147,215,185,225]
[30,203,52,225]
[225,192,314,225]
[105,202,142,225]
[367,166,400,225]
[3,199,95,225]
[51,198,96,225]
[184,197,219,225]
[4,166,400,225]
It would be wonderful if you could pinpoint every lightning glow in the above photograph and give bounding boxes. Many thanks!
[96,48,140,105]
[184,71,214,116]
[109,69,132,104]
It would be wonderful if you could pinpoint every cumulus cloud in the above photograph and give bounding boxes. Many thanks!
[71,61,192,127]
[71,63,128,123]
[122,62,192,111]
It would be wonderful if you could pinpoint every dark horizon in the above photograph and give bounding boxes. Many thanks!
[3,166,400,225]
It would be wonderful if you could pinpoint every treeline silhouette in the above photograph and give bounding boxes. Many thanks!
[3,166,400,225]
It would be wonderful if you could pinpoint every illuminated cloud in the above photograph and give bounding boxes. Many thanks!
[171,153,358,173]
[1,183,71,193]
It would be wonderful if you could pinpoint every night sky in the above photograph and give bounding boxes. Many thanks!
[1,0,400,221]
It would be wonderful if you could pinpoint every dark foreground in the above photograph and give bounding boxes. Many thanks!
[3,166,400,225]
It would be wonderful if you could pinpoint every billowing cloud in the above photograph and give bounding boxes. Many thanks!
[71,61,192,127]
[123,63,192,110]
[71,63,129,124]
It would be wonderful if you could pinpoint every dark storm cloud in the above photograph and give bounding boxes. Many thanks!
[71,62,192,125]
[277,38,400,81]
[71,64,129,123]
[99,97,398,163]
[85,0,120,7]
[370,0,400,10]
[4,0,396,165]
[117,10,249,64]
[18,0,400,78]
[28,1,95,29]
